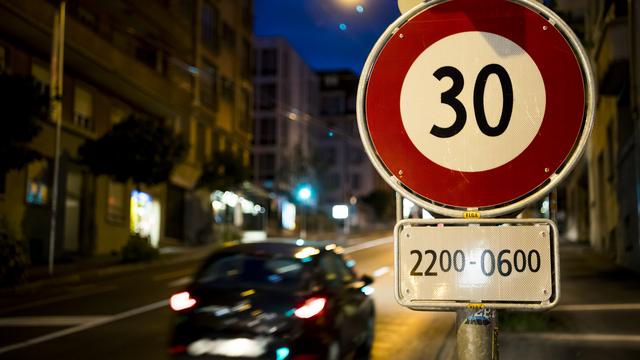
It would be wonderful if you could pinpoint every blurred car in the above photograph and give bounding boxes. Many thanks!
[168,240,375,360]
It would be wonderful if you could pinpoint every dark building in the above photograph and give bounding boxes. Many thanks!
[0,0,254,260]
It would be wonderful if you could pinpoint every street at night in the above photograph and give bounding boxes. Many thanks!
[0,235,454,360]
[2,0,640,359]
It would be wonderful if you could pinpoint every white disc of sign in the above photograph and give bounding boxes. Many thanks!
[357,0,595,217]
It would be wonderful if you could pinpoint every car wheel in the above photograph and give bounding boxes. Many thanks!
[326,340,341,360]
[354,316,375,359]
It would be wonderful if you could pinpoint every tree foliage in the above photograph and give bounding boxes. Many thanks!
[0,73,48,175]
[79,115,187,186]
[198,150,250,191]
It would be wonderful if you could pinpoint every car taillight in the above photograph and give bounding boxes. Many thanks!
[170,291,197,311]
[168,345,187,355]
[294,297,327,319]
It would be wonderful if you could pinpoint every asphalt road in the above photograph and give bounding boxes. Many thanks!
[0,236,455,360]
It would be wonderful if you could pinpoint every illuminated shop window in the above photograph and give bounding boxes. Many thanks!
[25,160,50,205]
[130,190,161,248]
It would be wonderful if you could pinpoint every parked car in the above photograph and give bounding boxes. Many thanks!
[169,240,375,359]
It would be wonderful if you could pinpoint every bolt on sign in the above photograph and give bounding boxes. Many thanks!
[357,0,595,309]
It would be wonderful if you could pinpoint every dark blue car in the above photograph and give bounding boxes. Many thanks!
[169,240,375,360]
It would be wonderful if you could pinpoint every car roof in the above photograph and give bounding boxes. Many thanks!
[215,239,338,259]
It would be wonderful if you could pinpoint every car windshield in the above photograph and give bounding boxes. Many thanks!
[196,253,308,291]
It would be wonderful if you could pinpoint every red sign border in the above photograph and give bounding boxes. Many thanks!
[358,0,593,216]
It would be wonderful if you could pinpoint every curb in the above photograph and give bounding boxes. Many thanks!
[1,244,218,295]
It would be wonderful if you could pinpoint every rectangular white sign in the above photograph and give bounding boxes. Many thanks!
[395,219,559,310]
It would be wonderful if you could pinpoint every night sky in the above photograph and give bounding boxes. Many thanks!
[254,0,401,74]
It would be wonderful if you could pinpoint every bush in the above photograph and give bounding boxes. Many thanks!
[121,233,159,263]
[0,234,30,287]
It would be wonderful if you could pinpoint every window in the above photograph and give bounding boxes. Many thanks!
[241,0,252,27]
[280,117,289,141]
[321,93,344,116]
[258,153,275,181]
[197,254,306,290]
[134,40,161,73]
[241,39,251,79]
[179,1,194,23]
[260,48,277,76]
[25,160,50,205]
[201,2,220,52]
[319,254,354,289]
[350,148,364,164]
[222,22,236,50]
[240,89,251,131]
[0,45,6,73]
[197,122,206,162]
[323,75,338,87]
[221,77,235,103]
[31,62,50,96]
[73,85,94,131]
[325,172,340,190]
[110,103,128,125]
[218,133,227,152]
[200,61,218,109]
[107,181,126,222]
[351,174,360,188]
[259,117,276,145]
[259,83,276,110]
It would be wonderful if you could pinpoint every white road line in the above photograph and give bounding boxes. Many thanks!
[373,266,391,277]
[0,285,117,315]
[0,316,111,327]
[0,235,394,355]
[554,303,640,312]
[0,299,168,355]
[506,332,640,344]
[153,268,194,281]
[343,237,393,254]
[167,276,192,288]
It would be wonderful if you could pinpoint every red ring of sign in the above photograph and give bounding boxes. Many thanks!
[365,0,585,209]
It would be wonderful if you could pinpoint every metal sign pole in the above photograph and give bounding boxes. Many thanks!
[394,195,500,359]
[456,308,498,360]
[48,1,65,276]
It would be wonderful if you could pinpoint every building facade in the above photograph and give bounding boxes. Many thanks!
[252,37,318,192]
[315,70,377,228]
[0,0,253,261]
[562,0,640,272]
[252,37,319,235]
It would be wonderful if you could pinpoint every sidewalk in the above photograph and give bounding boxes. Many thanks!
[2,230,390,295]
[437,240,640,359]
[499,241,640,359]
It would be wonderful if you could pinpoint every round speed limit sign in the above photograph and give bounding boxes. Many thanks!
[357,0,595,217]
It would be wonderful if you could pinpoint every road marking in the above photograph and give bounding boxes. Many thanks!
[167,276,192,288]
[153,268,194,281]
[344,237,393,254]
[0,285,117,315]
[505,332,640,344]
[0,235,395,354]
[0,299,168,355]
[0,316,111,327]
[554,303,640,312]
[373,266,390,277]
